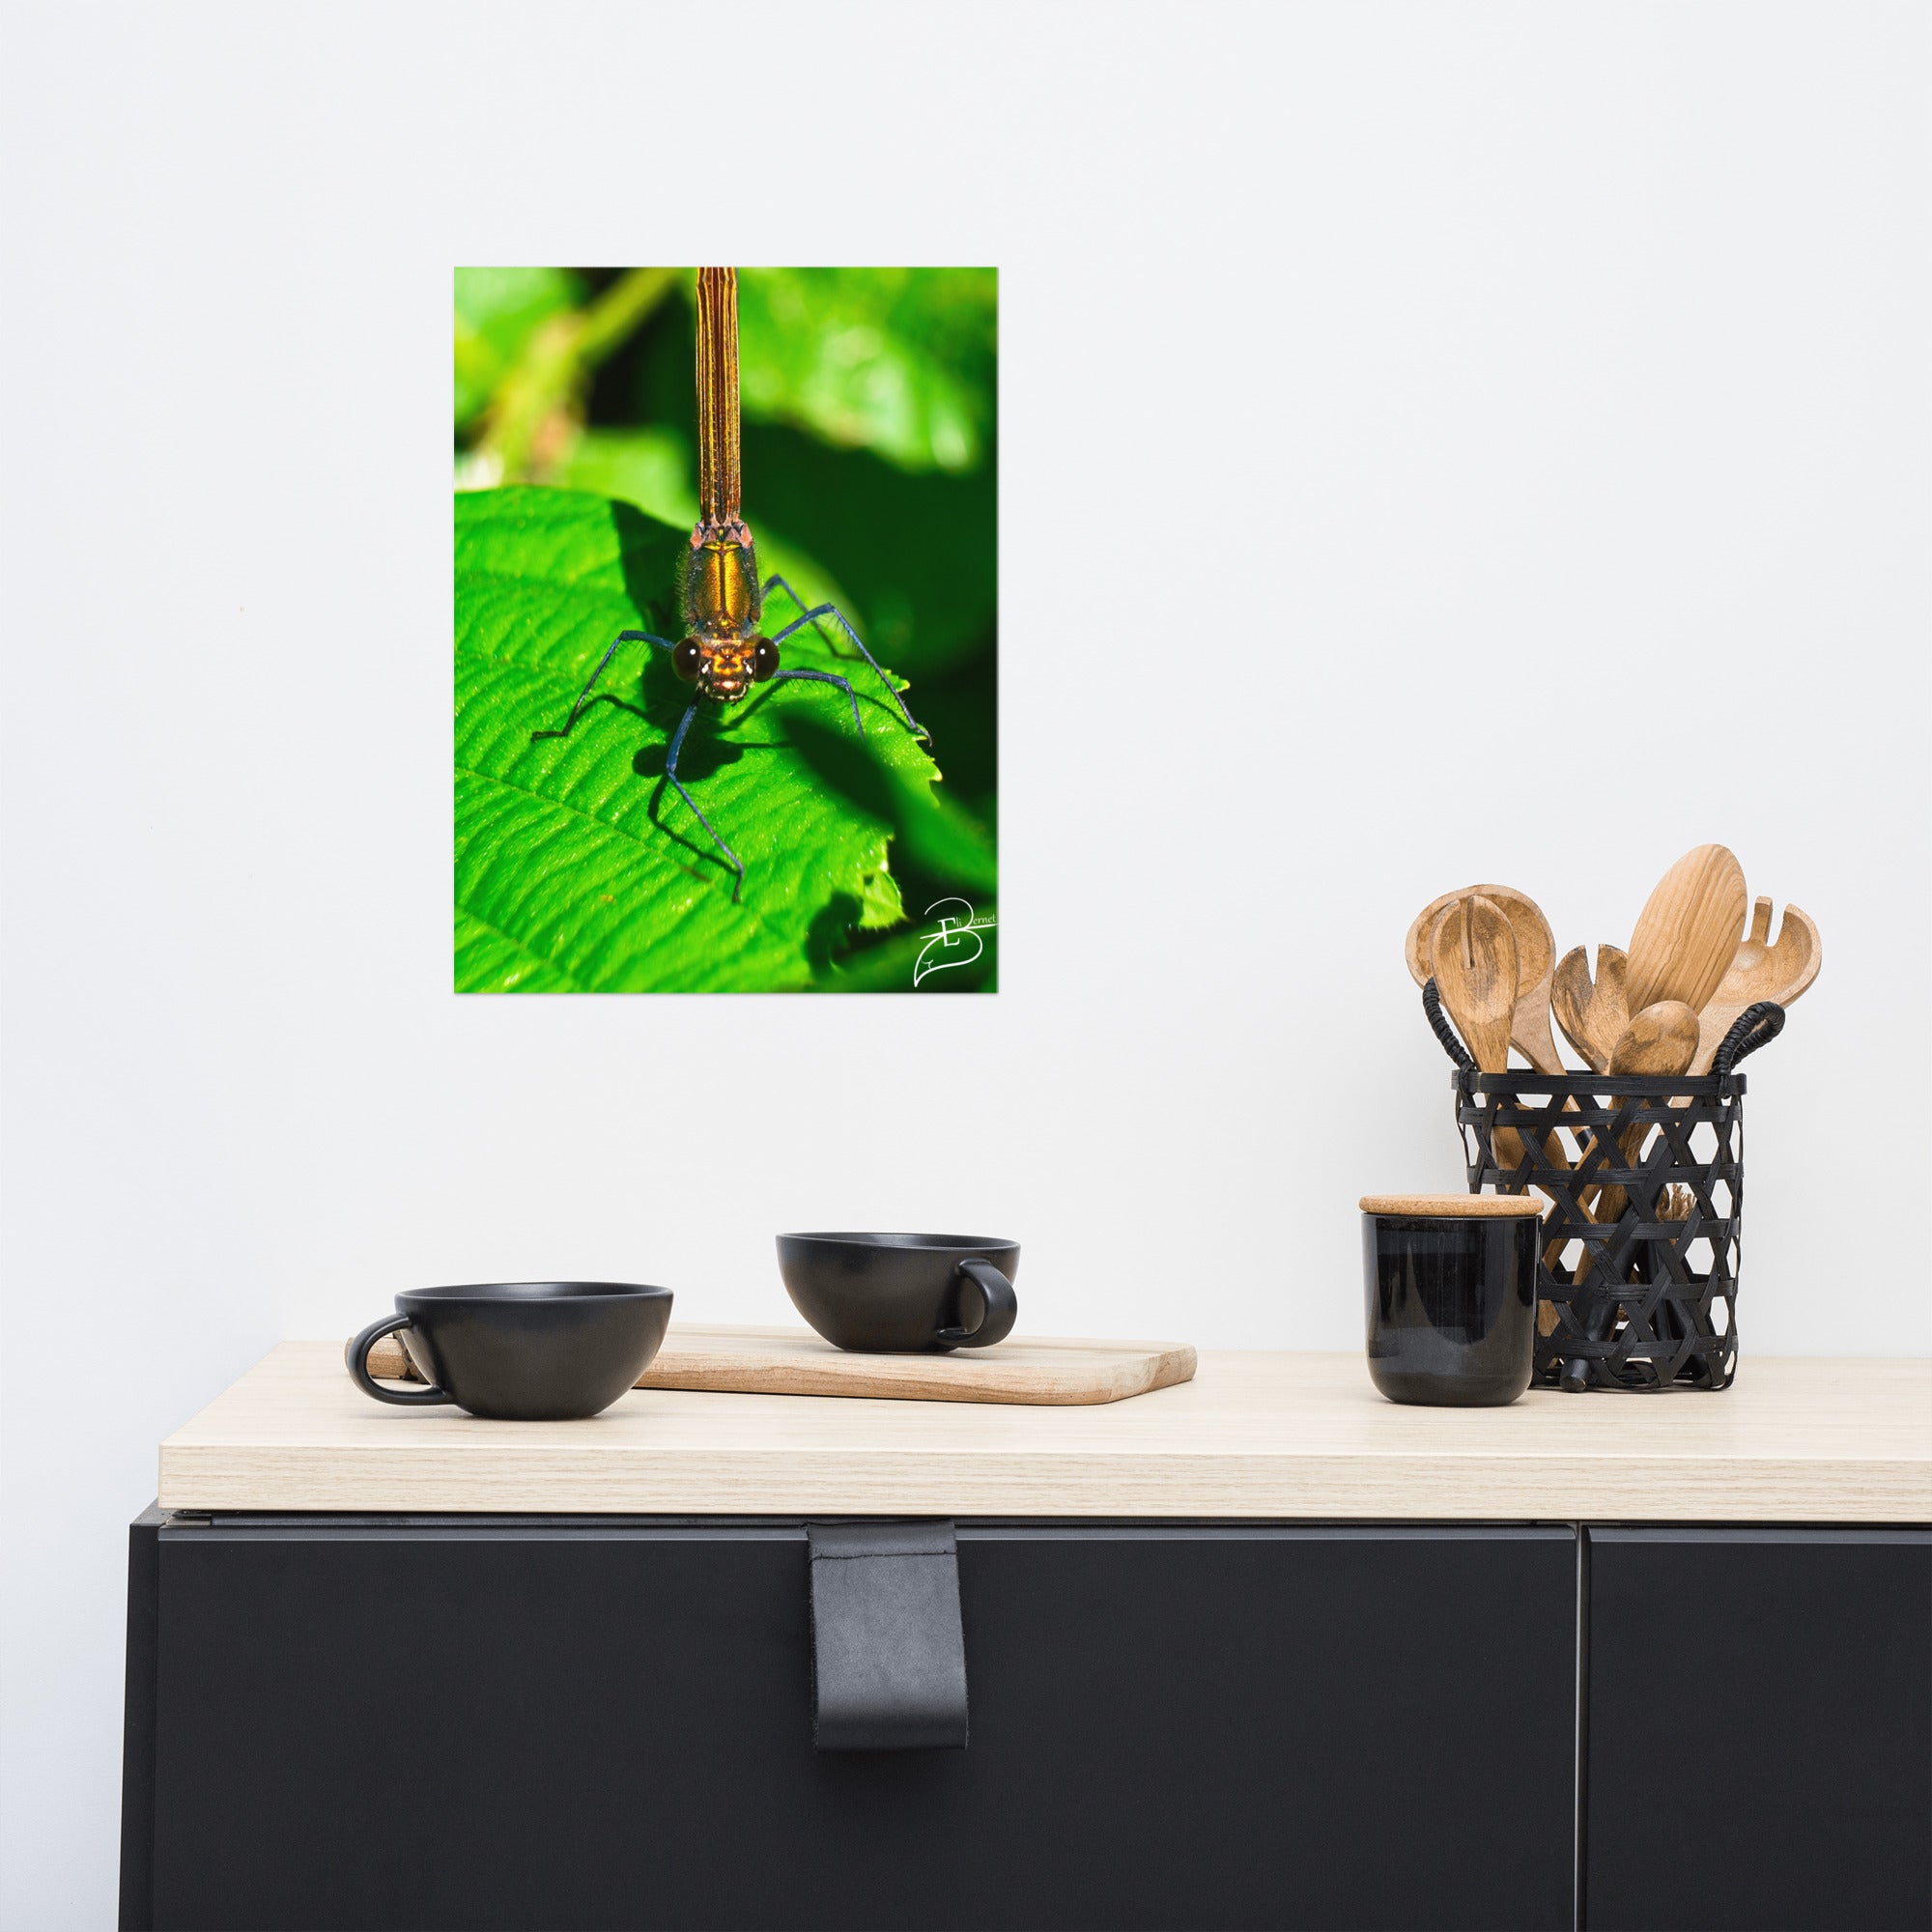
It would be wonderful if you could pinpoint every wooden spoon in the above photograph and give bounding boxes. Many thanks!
[1551,945,1630,1076]
[1562,1001,1702,1388]
[1690,897,1822,1074]
[1625,844,1748,1018]
[1406,884,1564,1074]
[1609,1001,1701,1079]
[1589,999,1703,1220]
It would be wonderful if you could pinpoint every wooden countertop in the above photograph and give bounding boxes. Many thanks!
[156,1342,1932,1521]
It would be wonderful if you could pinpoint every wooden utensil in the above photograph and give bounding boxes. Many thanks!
[1429,895,1569,1192]
[1551,944,1630,1076]
[1586,999,1703,1224]
[1625,844,1748,1018]
[1610,1001,1702,1078]
[1690,897,1822,1073]
[1428,895,1518,1074]
[1406,884,1564,1074]
[1563,1001,1702,1388]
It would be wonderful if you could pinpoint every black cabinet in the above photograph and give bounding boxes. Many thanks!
[1583,1527,1931,1932]
[123,1512,1932,1931]
[120,1517,1577,1932]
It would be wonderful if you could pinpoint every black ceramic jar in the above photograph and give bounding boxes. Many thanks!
[1360,1195,1543,1406]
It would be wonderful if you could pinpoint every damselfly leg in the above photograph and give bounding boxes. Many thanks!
[533,631,749,896]
[769,666,862,731]
[758,575,838,649]
[763,580,930,743]
[532,630,670,740]
[663,701,745,900]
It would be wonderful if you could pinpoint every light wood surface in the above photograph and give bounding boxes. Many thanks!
[1625,843,1748,1018]
[1358,1194,1544,1217]
[1405,883,1564,1074]
[1553,944,1629,1075]
[362,1323,1196,1407]
[1691,897,1823,1074]
[158,1344,1932,1522]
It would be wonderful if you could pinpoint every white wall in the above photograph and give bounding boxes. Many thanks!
[3,2,1925,1920]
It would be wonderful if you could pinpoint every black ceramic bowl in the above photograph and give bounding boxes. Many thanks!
[777,1233,1020,1353]
[345,1282,673,1420]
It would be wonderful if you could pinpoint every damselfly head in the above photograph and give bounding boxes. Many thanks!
[674,635,779,703]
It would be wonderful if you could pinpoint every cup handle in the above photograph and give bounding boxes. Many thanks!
[345,1314,454,1406]
[938,1258,1017,1349]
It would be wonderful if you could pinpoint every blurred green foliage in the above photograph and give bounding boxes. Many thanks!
[454,267,580,429]
[453,268,997,992]
[734,269,996,472]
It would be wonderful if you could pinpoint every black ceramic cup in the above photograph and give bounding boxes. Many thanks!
[344,1282,673,1420]
[776,1233,1019,1353]
[1360,1196,1542,1406]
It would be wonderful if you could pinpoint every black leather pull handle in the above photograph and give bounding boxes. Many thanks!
[807,1520,968,1751]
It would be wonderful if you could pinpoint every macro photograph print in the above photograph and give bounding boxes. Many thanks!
[454,266,998,993]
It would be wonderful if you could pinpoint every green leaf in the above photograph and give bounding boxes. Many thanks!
[783,713,996,896]
[734,269,997,473]
[454,267,582,429]
[455,486,981,993]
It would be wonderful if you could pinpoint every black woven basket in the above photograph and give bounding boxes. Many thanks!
[1425,988,1785,1391]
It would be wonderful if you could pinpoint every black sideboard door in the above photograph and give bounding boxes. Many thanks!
[124,1517,1577,1932]
[1584,1527,1931,1932]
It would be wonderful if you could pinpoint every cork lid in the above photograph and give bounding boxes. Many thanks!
[1359,1193,1544,1218]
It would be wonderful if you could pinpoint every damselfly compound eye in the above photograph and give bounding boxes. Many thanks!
[751,638,780,681]
[672,639,702,682]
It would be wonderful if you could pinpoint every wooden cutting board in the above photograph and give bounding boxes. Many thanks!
[362,1322,1197,1407]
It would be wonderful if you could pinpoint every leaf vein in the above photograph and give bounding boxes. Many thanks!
[453,904,589,993]
[455,760,813,945]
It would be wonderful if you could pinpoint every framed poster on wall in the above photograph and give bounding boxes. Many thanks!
[454,266,998,993]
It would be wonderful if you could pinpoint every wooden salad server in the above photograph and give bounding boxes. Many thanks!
[1690,897,1822,1074]
[1430,895,1575,1326]
[1429,895,1558,1179]
[1624,844,1748,1018]
[1551,944,1630,1076]
[1406,884,1564,1075]
[1428,895,1518,1076]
